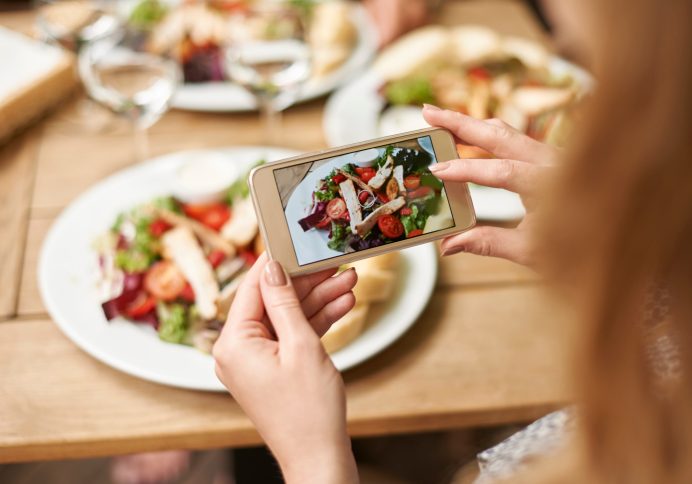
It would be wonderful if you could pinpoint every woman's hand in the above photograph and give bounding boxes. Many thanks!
[423,104,558,268]
[213,254,359,484]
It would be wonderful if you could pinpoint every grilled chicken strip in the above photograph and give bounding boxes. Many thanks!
[337,169,372,193]
[161,226,220,319]
[221,196,258,247]
[368,155,394,189]
[354,197,405,237]
[156,208,235,256]
[393,165,405,192]
[339,179,363,233]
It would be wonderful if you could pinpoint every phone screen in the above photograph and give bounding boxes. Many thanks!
[273,135,455,266]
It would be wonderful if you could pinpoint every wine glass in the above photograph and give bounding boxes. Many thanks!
[78,32,180,161]
[224,1,312,144]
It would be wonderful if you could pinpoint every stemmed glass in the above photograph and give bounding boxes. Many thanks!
[224,1,312,145]
[78,32,180,161]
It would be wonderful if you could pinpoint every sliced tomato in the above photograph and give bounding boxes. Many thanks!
[404,174,421,190]
[326,198,347,219]
[331,173,346,184]
[149,218,172,237]
[468,66,491,81]
[315,215,332,229]
[207,249,226,269]
[355,167,376,183]
[407,186,433,199]
[378,215,404,239]
[400,207,412,216]
[182,203,231,231]
[179,283,195,303]
[144,261,187,301]
[125,292,157,318]
[407,229,424,238]
[239,250,258,267]
[376,192,389,204]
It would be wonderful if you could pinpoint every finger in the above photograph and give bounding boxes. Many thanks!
[301,268,358,319]
[440,226,532,266]
[430,158,540,195]
[259,260,316,343]
[422,106,556,165]
[226,252,269,326]
[309,291,357,337]
[293,267,339,300]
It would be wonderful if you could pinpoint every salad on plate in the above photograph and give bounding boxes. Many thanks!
[95,160,263,353]
[296,142,452,254]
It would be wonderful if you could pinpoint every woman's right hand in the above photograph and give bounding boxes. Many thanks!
[422,104,558,268]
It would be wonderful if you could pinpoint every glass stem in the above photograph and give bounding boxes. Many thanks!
[133,125,149,163]
[258,95,281,145]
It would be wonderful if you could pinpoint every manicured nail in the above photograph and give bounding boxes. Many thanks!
[422,103,441,111]
[441,245,464,257]
[265,260,288,286]
[429,161,450,172]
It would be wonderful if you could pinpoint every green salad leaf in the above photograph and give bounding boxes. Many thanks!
[227,160,266,204]
[129,0,168,30]
[113,213,160,273]
[385,77,435,106]
[421,173,444,190]
[328,222,351,251]
[401,204,428,236]
[156,302,189,344]
[153,196,181,213]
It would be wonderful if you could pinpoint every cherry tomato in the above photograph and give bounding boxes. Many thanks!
[400,207,412,216]
[407,186,433,199]
[376,192,389,204]
[125,292,157,318]
[404,174,421,190]
[315,215,332,229]
[468,66,491,81]
[182,203,231,231]
[407,229,424,238]
[144,261,187,301]
[239,250,258,267]
[326,198,347,219]
[358,191,371,204]
[331,173,346,184]
[179,283,195,303]
[355,167,376,183]
[377,215,404,239]
[207,249,226,269]
[149,218,172,237]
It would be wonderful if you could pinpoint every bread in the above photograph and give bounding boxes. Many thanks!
[373,26,451,81]
[450,25,503,65]
[321,303,369,354]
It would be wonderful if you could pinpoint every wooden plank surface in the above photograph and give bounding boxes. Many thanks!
[0,284,571,463]
[0,130,40,319]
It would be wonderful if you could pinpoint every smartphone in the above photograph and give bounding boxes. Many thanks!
[249,127,476,275]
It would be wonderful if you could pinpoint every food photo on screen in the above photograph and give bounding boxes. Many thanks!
[275,136,455,266]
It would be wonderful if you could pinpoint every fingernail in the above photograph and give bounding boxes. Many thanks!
[441,245,464,257]
[429,161,450,172]
[265,260,288,286]
[422,103,441,111]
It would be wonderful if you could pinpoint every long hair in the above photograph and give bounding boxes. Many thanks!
[533,0,692,482]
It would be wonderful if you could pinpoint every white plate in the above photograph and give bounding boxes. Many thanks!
[171,4,378,112]
[39,147,438,391]
[323,58,594,221]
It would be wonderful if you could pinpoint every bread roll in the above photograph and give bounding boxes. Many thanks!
[373,26,451,81]
[347,251,400,272]
[351,268,397,303]
[450,25,502,65]
[321,303,369,354]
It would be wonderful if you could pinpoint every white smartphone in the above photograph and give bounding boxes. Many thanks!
[249,127,476,275]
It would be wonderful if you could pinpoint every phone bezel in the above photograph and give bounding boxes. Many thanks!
[249,127,476,275]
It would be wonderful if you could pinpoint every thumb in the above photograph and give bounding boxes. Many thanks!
[259,260,316,342]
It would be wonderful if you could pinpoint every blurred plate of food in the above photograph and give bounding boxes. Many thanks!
[324,25,594,220]
[39,147,438,391]
[120,0,378,111]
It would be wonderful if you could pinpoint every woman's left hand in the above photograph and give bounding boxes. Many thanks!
[213,254,359,484]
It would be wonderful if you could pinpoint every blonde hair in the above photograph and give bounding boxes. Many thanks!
[532,0,692,482]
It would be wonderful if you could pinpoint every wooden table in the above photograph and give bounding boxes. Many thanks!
[0,0,572,464]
